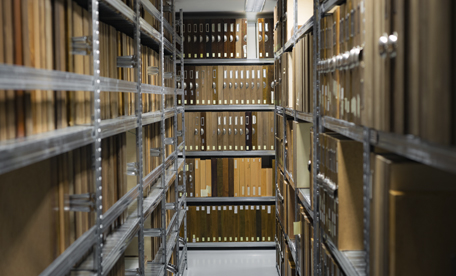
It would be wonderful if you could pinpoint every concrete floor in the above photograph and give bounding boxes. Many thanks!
[184,250,278,276]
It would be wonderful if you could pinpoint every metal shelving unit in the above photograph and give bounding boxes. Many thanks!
[185,105,275,112]
[183,150,275,157]
[0,0,187,275]
[178,59,274,65]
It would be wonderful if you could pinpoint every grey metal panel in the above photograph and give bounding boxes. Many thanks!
[183,150,275,157]
[321,0,346,14]
[297,188,314,220]
[186,197,276,205]
[186,242,275,248]
[185,105,275,111]
[321,116,364,142]
[179,59,274,65]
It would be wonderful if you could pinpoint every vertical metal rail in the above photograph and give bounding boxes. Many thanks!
[292,1,300,274]
[179,9,187,272]
[363,128,371,275]
[312,0,321,275]
[280,1,285,275]
[159,0,167,272]
[134,0,145,275]
[171,0,180,270]
[91,0,103,274]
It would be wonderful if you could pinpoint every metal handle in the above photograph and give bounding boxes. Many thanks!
[240,129,243,135]
[194,129,198,135]
[223,82,226,89]
[251,82,254,89]
[229,129,232,135]
[223,129,226,135]
[378,33,388,58]
[201,128,204,135]
[246,82,249,88]
[235,83,238,89]
[200,35,203,42]
[263,82,266,89]
[236,35,239,42]
[177,83,181,89]
[194,35,197,42]
[190,82,193,90]
[258,35,262,42]
[271,81,275,88]
[189,175,193,182]
[212,82,216,89]
[195,83,199,89]
[244,35,247,42]
[265,34,268,42]
[235,129,238,135]
[212,35,215,42]
[252,128,255,135]
[240,82,244,88]
[224,35,227,42]
[218,129,221,135]
[246,128,249,135]
[218,35,221,42]
[230,35,233,42]
[388,32,398,58]
[184,83,187,89]
[229,82,232,89]
[206,35,209,42]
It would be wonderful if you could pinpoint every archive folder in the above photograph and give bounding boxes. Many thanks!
[258,18,265,58]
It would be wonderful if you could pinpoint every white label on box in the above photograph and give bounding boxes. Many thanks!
[223,206,227,210]
[247,187,250,196]
[240,206,244,210]
[258,187,261,196]
[235,160,237,169]
[202,206,205,211]
[229,206,232,210]
[234,206,238,214]
[195,160,198,169]
[218,206,221,211]
[242,186,245,195]
[251,206,255,210]
[196,207,200,211]
[207,207,210,214]
[213,206,216,211]
[256,206,260,210]
[268,206,271,213]
[253,187,256,196]
[262,206,266,210]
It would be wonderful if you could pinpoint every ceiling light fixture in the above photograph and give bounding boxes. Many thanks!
[245,0,266,12]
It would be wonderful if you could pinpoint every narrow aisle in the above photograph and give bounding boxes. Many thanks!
[185,250,278,276]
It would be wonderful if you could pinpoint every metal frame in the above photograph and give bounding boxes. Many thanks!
[179,59,274,65]
[0,0,186,275]
[274,0,456,275]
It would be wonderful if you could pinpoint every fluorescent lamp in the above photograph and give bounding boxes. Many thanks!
[245,0,266,12]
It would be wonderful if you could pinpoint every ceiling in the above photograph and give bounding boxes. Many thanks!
[175,0,277,13]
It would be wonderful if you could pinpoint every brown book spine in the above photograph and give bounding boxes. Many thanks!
[228,158,234,197]
[216,158,223,197]
[211,158,217,197]
[222,158,229,197]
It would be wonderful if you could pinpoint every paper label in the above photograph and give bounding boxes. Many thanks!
[241,237,244,241]
[218,206,221,211]
[195,146,198,150]
[247,187,250,196]
[202,100,205,104]
[246,237,249,241]
[246,100,249,104]
[201,189,208,197]
[207,207,210,214]
[219,237,221,241]
[230,237,232,241]
[195,160,198,169]
[268,206,271,213]
[235,160,237,169]
[241,100,244,104]
[240,206,244,210]
[219,146,222,150]
[223,206,227,210]
[257,237,260,241]
[229,206,232,211]
[213,146,216,150]
[262,206,266,210]
[251,206,255,210]
[294,222,302,235]
[253,187,256,196]
[213,206,216,211]
[207,237,210,242]
[202,206,205,211]
[258,187,262,196]
[256,205,260,210]
[202,237,205,242]
[234,206,238,214]
[224,146,227,150]
[190,193,193,197]
[196,207,200,211]
[224,237,227,241]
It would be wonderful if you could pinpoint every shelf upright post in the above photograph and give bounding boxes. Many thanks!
[134,0,146,275]
[90,0,103,274]
[179,9,187,272]
[159,0,167,272]
[363,127,371,275]
[312,0,321,274]
[171,0,180,270]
